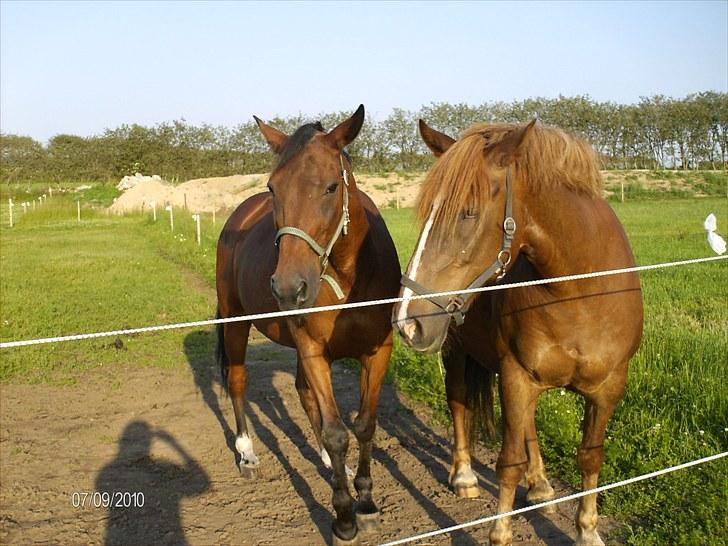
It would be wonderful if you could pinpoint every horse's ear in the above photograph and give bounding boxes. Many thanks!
[326,104,365,150]
[487,119,537,167]
[254,116,288,154]
[419,119,455,157]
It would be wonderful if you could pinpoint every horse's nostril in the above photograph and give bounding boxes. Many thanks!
[401,318,421,344]
[296,279,308,304]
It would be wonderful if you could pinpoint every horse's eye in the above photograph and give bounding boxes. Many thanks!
[267,184,274,195]
[325,183,339,195]
[463,209,478,220]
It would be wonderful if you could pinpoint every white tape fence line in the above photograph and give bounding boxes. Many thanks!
[378,450,728,546]
[1,254,726,349]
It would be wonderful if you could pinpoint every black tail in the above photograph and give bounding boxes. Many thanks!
[215,308,229,393]
[465,356,497,443]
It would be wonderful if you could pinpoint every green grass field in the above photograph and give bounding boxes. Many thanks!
[0,191,726,545]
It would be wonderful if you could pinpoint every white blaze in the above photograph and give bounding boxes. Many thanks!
[396,206,438,325]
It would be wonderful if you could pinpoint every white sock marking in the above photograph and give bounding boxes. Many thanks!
[236,433,259,466]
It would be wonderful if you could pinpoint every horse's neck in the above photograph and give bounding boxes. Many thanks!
[521,189,615,281]
[330,186,370,276]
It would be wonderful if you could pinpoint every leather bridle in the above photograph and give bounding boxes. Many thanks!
[400,168,516,326]
[274,154,351,300]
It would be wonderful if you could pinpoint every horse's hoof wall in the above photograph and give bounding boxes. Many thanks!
[453,484,480,498]
[356,510,381,533]
[332,532,360,546]
[238,463,259,479]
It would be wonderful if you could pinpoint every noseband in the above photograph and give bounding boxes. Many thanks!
[400,168,516,326]
[274,154,351,300]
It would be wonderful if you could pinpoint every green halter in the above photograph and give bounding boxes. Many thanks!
[274,155,351,300]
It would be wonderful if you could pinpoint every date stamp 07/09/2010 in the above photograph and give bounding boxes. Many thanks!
[71,491,145,509]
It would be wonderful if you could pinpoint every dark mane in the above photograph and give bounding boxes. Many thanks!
[416,123,603,235]
[276,122,325,169]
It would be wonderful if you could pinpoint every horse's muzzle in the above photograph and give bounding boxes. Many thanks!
[270,274,312,311]
[395,315,448,354]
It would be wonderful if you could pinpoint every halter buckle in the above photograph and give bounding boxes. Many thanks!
[445,296,464,315]
[503,217,516,236]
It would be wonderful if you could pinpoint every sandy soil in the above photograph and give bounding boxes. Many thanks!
[109,168,704,217]
[108,173,425,215]
[0,325,623,546]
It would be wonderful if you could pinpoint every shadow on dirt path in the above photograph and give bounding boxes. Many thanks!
[96,421,210,546]
[182,327,584,546]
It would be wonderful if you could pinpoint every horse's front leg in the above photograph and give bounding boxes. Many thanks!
[295,355,355,479]
[297,342,358,546]
[351,333,392,532]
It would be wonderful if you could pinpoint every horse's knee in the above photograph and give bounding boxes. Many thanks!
[352,413,376,443]
[226,364,246,396]
[496,457,527,487]
[577,445,604,476]
[323,423,349,454]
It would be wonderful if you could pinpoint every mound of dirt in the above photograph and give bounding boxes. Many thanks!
[110,174,268,214]
[109,172,425,215]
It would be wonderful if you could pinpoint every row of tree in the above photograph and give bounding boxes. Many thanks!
[2,92,726,185]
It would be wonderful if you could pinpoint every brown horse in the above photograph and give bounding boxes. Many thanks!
[393,120,643,545]
[216,106,401,546]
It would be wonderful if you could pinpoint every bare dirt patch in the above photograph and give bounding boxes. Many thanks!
[108,173,426,216]
[0,330,622,545]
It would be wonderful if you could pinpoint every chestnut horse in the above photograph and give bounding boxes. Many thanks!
[393,120,643,545]
[216,106,400,546]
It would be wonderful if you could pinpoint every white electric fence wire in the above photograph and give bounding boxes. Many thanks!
[1,254,726,349]
[378,451,728,546]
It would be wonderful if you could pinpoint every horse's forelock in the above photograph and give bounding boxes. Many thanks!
[415,122,603,241]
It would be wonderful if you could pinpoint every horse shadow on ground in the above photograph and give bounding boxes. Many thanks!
[183,329,573,546]
[95,420,210,546]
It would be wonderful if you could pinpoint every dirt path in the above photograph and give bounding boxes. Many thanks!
[0,328,623,546]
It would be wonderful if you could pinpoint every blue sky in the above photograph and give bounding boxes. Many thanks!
[1,0,726,142]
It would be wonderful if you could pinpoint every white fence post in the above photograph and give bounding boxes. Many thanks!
[165,205,174,231]
[8,198,14,227]
[192,214,201,245]
[150,200,157,222]
[77,200,81,223]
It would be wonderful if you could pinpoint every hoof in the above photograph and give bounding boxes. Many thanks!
[453,483,481,498]
[355,510,381,533]
[575,531,605,546]
[450,464,480,499]
[527,481,555,513]
[238,462,259,479]
[332,531,360,546]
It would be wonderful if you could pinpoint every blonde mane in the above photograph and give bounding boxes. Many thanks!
[416,123,603,231]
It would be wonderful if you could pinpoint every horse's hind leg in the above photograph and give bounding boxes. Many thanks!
[575,367,627,546]
[445,348,479,498]
[525,397,555,512]
[351,335,392,532]
[223,321,260,478]
[490,358,540,546]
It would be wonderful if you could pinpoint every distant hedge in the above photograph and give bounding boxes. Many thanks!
[2,92,726,185]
